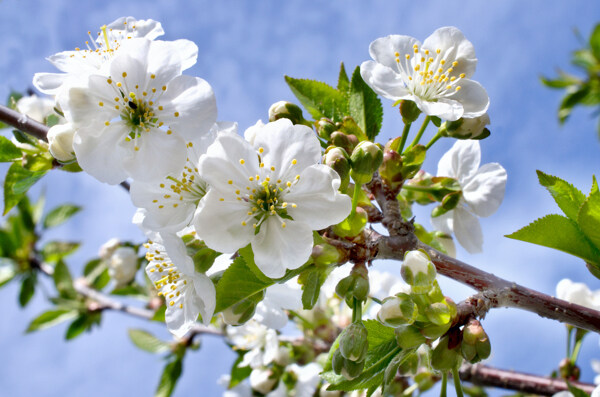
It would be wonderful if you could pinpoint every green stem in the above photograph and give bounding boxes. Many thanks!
[397,122,411,153]
[566,326,573,358]
[425,130,443,150]
[452,367,464,397]
[401,184,437,193]
[350,182,362,217]
[353,297,362,323]
[405,116,431,152]
[440,372,448,397]
[571,335,584,363]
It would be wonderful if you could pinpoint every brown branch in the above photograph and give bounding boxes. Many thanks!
[366,174,410,236]
[459,363,596,396]
[0,104,49,141]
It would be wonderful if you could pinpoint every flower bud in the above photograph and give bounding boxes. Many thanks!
[47,123,76,162]
[377,293,418,327]
[334,267,370,302]
[316,118,337,140]
[394,324,426,349]
[108,246,138,287]
[399,100,421,124]
[350,141,383,185]
[274,346,292,367]
[311,243,342,266]
[341,357,365,380]
[425,297,457,326]
[559,358,581,380]
[16,94,56,123]
[250,368,278,394]
[332,349,345,375]
[440,114,490,140]
[268,101,308,125]
[401,250,437,294]
[431,334,462,371]
[398,350,419,375]
[331,131,358,154]
[339,322,369,362]
[325,147,351,186]
[461,319,491,363]
[431,191,462,218]
[332,207,368,238]
[420,321,452,340]
[379,148,404,188]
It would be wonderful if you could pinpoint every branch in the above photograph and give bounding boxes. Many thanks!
[0,104,49,141]
[459,363,596,396]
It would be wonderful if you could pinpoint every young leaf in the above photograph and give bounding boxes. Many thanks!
[284,76,348,122]
[65,314,91,340]
[300,267,322,310]
[577,186,600,250]
[0,136,22,162]
[26,309,78,333]
[112,284,148,299]
[53,260,77,299]
[348,66,383,140]
[155,356,183,397]
[43,204,81,229]
[506,214,600,266]
[537,170,586,221]
[128,329,170,354]
[3,162,47,215]
[19,273,36,307]
[589,23,600,61]
[41,241,80,263]
[363,319,396,347]
[337,62,350,93]
[229,355,252,389]
[567,381,591,397]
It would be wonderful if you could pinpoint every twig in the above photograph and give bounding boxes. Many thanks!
[0,104,49,141]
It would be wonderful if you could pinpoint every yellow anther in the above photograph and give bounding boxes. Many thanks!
[259,162,265,168]
[271,166,275,171]
[158,105,164,111]
[239,159,245,165]
[134,146,140,151]
[162,85,167,91]
[258,147,264,153]
[219,198,224,201]
[414,65,420,71]
[98,101,104,106]
[150,74,156,79]
[169,301,174,306]
[452,61,458,67]
[122,72,127,78]
[241,221,247,226]
[286,182,292,187]
[455,86,462,91]
[174,112,180,117]
[158,205,164,209]
[440,59,446,65]
[281,222,286,228]
[291,159,297,165]
[160,183,165,188]
[292,204,297,208]
[446,85,452,90]
[459,73,466,78]
[249,176,254,181]
[436,48,441,54]
[104,121,110,126]
[179,304,183,309]
[167,130,172,135]
[235,189,240,195]
[228,180,233,184]
[116,82,122,87]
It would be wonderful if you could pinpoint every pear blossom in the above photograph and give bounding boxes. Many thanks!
[226,320,279,368]
[16,94,56,123]
[432,140,506,253]
[145,232,216,338]
[107,246,138,287]
[193,119,351,278]
[66,37,217,184]
[131,122,236,232]
[360,27,489,121]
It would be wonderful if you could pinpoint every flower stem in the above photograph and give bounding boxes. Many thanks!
[440,372,448,397]
[566,326,573,358]
[352,297,362,323]
[405,116,431,152]
[401,184,436,193]
[350,182,362,217]
[397,122,412,153]
[571,333,585,363]
[425,130,444,150]
[452,367,465,397]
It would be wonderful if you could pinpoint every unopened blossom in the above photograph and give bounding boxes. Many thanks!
[66,37,217,184]
[145,232,216,338]
[226,320,279,368]
[107,246,138,287]
[432,140,506,253]
[556,279,600,310]
[131,122,236,232]
[361,27,489,121]
[16,94,56,123]
[47,123,76,162]
[194,119,351,278]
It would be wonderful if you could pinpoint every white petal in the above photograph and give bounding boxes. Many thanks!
[33,73,67,95]
[463,162,507,217]
[369,35,422,70]
[413,96,463,121]
[105,17,164,41]
[244,120,265,145]
[285,165,351,230]
[252,217,313,279]
[448,79,489,118]
[437,140,481,183]
[159,232,195,275]
[360,61,411,101]
[431,211,454,235]
[422,27,477,77]
[193,190,255,253]
[190,272,216,325]
[265,283,302,310]
[453,207,483,254]
[66,84,116,133]
[262,329,280,365]
[254,301,289,330]
[109,39,151,90]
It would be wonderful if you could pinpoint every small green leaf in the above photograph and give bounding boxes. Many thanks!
[155,357,183,397]
[284,76,348,122]
[19,273,36,307]
[591,24,600,61]
[228,355,252,389]
[348,66,383,140]
[300,267,324,310]
[537,170,586,221]
[567,381,590,397]
[3,162,47,215]
[43,204,81,229]
[152,305,167,322]
[558,84,591,123]
[128,329,170,354]
[53,260,77,299]
[363,319,396,347]
[337,62,350,93]
[41,241,80,263]
[65,314,91,340]
[0,136,22,162]
[540,73,580,89]
[578,186,600,251]
[506,214,600,266]
[26,309,78,332]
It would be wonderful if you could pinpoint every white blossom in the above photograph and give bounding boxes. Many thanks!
[99,237,121,260]
[360,27,488,121]
[254,282,302,329]
[16,94,56,123]
[107,246,138,287]
[432,140,506,253]
[250,368,278,395]
[47,123,76,162]
[218,375,252,397]
[226,320,279,368]
[194,119,351,278]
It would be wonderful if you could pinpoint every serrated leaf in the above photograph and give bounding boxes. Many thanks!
[53,260,77,299]
[363,319,396,347]
[337,63,350,93]
[19,273,36,307]
[155,357,183,397]
[43,204,81,229]
[537,170,586,221]
[65,314,90,340]
[0,136,22,162]
[128,329,170,354]
[578,186,600,251]
[506,214,600,266]
[41,241,80,263]
[3,162,47,215]
[558,84,591,123]
[26,309,77,332]
[284,76,348,122]
[348,66,383,140]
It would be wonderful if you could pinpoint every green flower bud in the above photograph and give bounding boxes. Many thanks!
[311,243,342,266]
[350,141,384,185]
[425,297,457,326]
[331,131,358,154]
[335,275,354,298]
[379,148,404,188]
[431,334,462,371]
[377,293,418,327]
[420,321,452,340]
[461,319,491,363]
[332,207,368,238]
[440,114,490,140]
[324,147,351,188]
[394,324,426,349]
[341,357,365,380]
[316,118,337,140]
[399,100,421,124]
[334,267,370,301]
[268,101,309,125]
[401,250,437,294]
[332,349,345,375]
[339,322,369,362]
[398,351,419,375]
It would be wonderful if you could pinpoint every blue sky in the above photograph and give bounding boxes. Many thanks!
[1,0,600,396]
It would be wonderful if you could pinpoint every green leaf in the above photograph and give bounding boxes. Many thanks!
[3,162,47,215]
[300,267,328,310]
[128,329,170,354]
[19,273,36,307]
[12,129,38,147]
[53,260,77,299]
[506,214,600,265]
[112,284,147,299]
[578,185,600,251]
[558,84,591,123]
[228,355,252,389]
[591,24,600,61]
[363,319,396,347]
[43,204,81,229]
[26,309,78,332]
[337,62,350,93]
[0,136,22,162]
[152,305,167,322]
[537,170,586,221]
[155,357,183,397]
[284,76,348,122]
[567,381,590,397]
[540,72,580,89]
[0,261,16,287]
[41,241,80,263]
[65,314,91,340]
[348,66,383,140]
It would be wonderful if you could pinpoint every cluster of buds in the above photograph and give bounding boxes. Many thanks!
[335,265,370,306]
[402,171,462,216]
[379,137,426,191]
[332,321,369,379]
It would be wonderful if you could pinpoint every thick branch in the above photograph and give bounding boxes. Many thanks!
[459,363,596,396]
[0,104,49,141]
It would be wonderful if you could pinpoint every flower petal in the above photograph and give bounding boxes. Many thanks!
[33,73,67,95]
[369,35,422,70]
[431,211,453,235]
[463,162,507,217]
[360,60,410,101]
[448,79,489,118]
[423,27,477,78]
[285,165,351,230]
[190,272,216,325]
[437,140,481,183]
[413,96,463,121]
[453,207,483,254]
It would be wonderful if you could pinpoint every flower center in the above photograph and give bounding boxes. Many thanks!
[393,44,466,101]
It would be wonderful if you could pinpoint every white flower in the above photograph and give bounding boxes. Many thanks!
[47,123,76,162]
[288,363,322,397]
[107,246,138,287]
[556,279,600,310]
[432,140,506,253]
[33,17,166,95]
[66,37,217,184]
[243,120,265,146]
[250,368,278,395]
[218,375,252,397]
[194,119,351,278]
[145,232,216,338]
[99,237,121,260]
[16,94,56,123]
[360,27,489,121]
[226,320,279,368]
[254,282,302,329]
[131,122,236,232]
